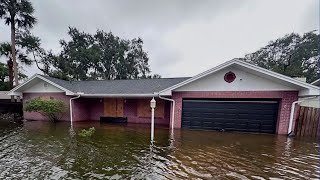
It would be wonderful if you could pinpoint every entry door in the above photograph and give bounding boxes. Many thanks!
[104,98,124,117]
[181,99,279,133]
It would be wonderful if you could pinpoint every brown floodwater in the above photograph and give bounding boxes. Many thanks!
[0,121,319,179]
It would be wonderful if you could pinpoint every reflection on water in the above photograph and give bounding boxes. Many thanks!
[0,121,319,179]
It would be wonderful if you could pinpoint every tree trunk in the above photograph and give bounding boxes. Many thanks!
[10,19,20,102]
[7,60,14,102]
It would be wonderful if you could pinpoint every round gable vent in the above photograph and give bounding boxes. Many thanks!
[224,71,236,83]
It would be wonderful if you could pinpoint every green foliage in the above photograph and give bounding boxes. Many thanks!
[0,62,9,91]
[0,0,36,90]
[244,31,319,83]
[35,27,160,80]
[24,97,67,122]
[0,0,37,29]
[78,127,96,137]
[0,62,25,90]
[15,30,51,74]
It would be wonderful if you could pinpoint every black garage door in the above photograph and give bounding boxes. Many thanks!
[182,99,279,133]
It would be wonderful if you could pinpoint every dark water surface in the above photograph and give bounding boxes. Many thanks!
[0,121,319,179]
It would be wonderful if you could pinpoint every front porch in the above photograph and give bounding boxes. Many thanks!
[72,97,171,126]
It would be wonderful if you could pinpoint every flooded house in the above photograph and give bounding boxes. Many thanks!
[8,59,320,135]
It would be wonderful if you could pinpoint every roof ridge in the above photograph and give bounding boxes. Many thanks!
[78,77,190,82]
[39,74,190,82]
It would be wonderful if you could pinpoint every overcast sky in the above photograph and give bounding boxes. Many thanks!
[0,0,319,78]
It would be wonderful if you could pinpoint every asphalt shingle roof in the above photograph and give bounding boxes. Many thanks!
[40,75,190,94]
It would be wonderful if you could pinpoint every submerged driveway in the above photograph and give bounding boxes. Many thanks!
[0,121,319,179]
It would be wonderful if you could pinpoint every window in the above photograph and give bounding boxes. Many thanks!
[224,71,236,83]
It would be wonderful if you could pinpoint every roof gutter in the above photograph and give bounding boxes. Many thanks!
[158,94,175,131]
[79,93,156,98]
[69,94,81,124]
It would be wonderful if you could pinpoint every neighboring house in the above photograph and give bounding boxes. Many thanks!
[0,91,23,115]
[8,59,320,135]
[0,91,21,101]
[299,79,320,108]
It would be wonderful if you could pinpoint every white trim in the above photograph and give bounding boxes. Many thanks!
[312,79,320,85]
[159,95,175,131]
[8,74,75,96]
[299,89,320,96]
[70,94,81,124]
[159,59,320,95]
[80,93,157,98]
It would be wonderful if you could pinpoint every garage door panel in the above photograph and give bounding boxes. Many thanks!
[182,100,278,133]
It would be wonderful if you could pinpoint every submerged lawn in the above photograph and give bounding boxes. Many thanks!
[0,121,319,179]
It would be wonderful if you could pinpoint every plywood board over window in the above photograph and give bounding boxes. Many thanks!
[104,98,124,117]
[137,99,165,118]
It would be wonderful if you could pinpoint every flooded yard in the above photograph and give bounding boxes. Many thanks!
[0,121,319,179]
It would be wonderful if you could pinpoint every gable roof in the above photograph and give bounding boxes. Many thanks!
[159,58,320,95]
[8,74,75,96]
[8,74,190,97]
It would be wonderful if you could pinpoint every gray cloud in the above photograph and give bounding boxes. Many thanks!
[0,0,318,77]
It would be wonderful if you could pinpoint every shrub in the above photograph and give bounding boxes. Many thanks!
[78,127,95,137]
[25,97,67,122]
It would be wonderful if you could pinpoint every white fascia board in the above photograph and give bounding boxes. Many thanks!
[159,59,320,95]
[8,74,75,96]
[312,79,320,85]
[8,92,22,96]
[8,74,38,95]
[80,93,157,98]
[235,60,320,90]
[159,90,172,96]
[299,89,320,97]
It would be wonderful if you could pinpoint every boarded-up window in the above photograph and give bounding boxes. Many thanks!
[104,98,124,117]
[137,99,165,118]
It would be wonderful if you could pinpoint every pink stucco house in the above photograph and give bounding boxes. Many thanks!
[8,59,320,135]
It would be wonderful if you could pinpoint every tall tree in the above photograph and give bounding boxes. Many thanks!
[0,62,26,91]
[16,30,50,74]
[0,42,31,101]
[244,31,319,83]
[36,27,160,81]
[0,0,36,101]
[0,62,9,91]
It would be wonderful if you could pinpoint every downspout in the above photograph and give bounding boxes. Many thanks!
[158,94,175,130]
[69,94,81,124]
[288,96,319,135]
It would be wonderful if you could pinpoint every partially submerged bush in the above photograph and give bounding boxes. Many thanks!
[25,97,67,122]
[78,127,95,137]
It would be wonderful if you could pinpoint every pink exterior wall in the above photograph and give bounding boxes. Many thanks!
[72,98,170,125]
[72,98,103,121]
[170,91,299,134]
[23,93,170,125]
[124,99,170,125]
[23,92,71,121]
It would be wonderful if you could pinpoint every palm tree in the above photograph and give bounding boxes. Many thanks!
[0,42,31,101]
[0,0,36,101]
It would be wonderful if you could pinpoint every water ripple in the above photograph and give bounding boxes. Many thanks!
[0,121,319,179]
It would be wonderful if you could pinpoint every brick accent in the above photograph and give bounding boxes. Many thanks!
[170,91,299,134]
